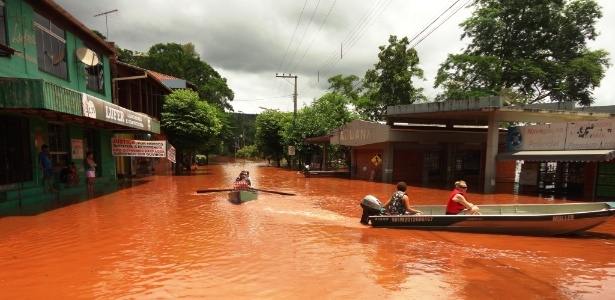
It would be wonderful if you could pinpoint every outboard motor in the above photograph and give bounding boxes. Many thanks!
[360,195,385,224]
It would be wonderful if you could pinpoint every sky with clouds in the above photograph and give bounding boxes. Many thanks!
[55,0,615,114]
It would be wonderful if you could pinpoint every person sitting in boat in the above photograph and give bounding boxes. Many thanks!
[244,171,252,186]
[381,182,422,215]
[297,164,310,175]
[233,174,251,191]
[445,180,481,215]
[235,171,252,186]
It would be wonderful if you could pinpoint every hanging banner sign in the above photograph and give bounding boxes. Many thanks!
[71,139,84,159]
[167,144,176,163]
[82,93,159,133]
[111,138,166,157]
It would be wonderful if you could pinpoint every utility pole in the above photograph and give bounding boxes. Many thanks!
[275,73,298,120]
[94,9,118,40]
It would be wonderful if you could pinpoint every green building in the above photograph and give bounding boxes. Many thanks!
[0,0,161,207]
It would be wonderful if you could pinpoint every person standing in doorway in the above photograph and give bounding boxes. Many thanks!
[38,144,57,193]
[85,151,97,197]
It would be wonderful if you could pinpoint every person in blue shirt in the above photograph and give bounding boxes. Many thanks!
[38,144,56,193]
[236,171,252,186]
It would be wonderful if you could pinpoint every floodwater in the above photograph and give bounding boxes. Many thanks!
[0,162,614,299]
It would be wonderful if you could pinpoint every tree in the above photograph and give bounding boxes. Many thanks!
[138,43,235,110]
[161,90,222,173]
[255,110,293,167]
[280,92,358,169]
[327,74,361,102]
[360,35,426,121]
[434,0,611,106]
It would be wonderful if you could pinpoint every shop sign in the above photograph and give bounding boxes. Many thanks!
[111,138,166,157]
[82,93,155,132]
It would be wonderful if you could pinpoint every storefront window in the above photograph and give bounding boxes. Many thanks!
[34,12,68,79]
[0,116,32,184]
[0,1,7,46]
[47,123,68,167]
[83,129,96,152]
[424,151,440,176]
[463,150,481,176]
[85,52,104,94]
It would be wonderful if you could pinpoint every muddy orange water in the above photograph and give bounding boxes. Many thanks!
[0,162,614,299]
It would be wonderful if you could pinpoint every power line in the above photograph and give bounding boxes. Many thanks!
[273,0,308,93]
[411,0,470,48]
[298,0,391,96]
[289,0,337,74]
[281,0,321,75]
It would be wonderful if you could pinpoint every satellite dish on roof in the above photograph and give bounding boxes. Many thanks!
[75,47,99,66]
[52,50,66,66]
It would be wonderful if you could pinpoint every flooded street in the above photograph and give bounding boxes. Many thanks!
[0,162,614,299]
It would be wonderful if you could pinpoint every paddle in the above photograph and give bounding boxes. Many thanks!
[252,188,296,196]
[196,188,234,193]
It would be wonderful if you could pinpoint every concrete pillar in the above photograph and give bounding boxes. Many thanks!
[382,142,394,183]
[484,112,499,194]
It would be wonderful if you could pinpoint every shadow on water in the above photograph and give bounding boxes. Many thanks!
[563,231,615,240]
[171,168,216,176]
[0,179,151,218]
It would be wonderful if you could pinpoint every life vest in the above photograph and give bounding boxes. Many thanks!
[233,181,250,191]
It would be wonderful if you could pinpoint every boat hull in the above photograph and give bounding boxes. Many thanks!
[228,190,258,204]
[367,202,615,236]
[303,171,350,178]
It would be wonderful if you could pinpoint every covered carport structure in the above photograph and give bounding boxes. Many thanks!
[385,96,615,194]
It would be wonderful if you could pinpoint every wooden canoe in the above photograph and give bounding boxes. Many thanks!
[367,202,615,236]
[228,189,258,204]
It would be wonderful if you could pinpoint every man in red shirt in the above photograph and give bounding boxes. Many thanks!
[445,180,480,215]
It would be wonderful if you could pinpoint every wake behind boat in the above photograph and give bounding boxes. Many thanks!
[360,195,615,236]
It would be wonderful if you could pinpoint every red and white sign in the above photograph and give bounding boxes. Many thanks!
[111,138,166,157]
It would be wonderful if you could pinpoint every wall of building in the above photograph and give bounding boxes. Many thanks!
[0,0,123,205]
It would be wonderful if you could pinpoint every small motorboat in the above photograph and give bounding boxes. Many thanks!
[359,195,615,236]
[228,189,258,204]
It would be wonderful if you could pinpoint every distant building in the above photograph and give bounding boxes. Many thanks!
[320,97,615,199]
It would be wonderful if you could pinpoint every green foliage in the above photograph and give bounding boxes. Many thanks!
[327,74,361,101]
[281,93,358,167]
[255,110,293,166]
[161,89,222,152]
[195,154,207,165]
[130,43,235,110]
[237,144,260,159]
[434,0,611,106]
[360,35,426,120]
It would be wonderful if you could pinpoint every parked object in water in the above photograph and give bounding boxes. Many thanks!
[303,170,350,178]
[360,196,615,236]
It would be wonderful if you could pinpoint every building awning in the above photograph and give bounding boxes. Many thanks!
[304,135,331,144]
[0,78,160,134]
[496,150,615,162]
